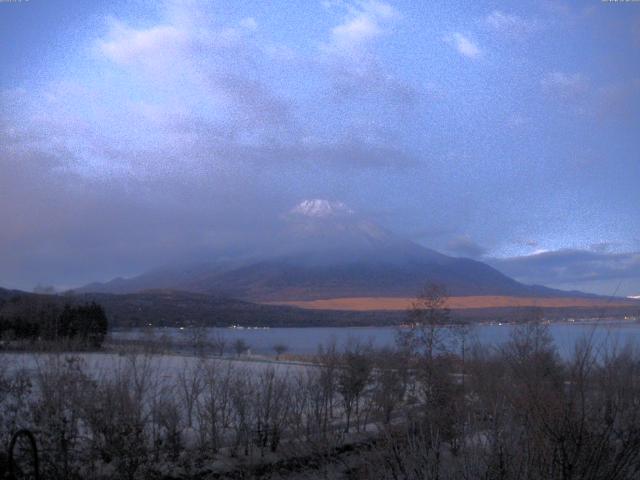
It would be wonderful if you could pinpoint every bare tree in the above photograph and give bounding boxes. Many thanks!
[338,340,373,433]
[397,283,454,417]
[233,339,249,357]
[188,320,208,357]
[177,360,203,429]
[153,393,183,461]
[450,319,475,392]
[196,361,234,455]
[398,283,451,361]
[229,373,252,457]
[372,348,408,424]
[316,337,340,430]
[253,367,292,455]
[211,330,227,357]
[273,343,288,360]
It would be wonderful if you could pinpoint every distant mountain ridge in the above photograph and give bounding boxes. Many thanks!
[77,200,602,302]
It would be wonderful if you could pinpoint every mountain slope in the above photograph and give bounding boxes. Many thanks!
[77,199,600,301]
[187,255,548,301]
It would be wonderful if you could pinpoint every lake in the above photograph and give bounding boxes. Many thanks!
[110,321,640,358]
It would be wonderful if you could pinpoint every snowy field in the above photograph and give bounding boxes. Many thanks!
[0,351,311,382]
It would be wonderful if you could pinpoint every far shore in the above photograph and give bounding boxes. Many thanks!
[267,295,640,311]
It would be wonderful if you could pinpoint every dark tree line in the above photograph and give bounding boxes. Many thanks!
[0,296,108,347]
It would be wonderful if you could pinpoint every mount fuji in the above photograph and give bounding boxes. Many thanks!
[78,200,597,302]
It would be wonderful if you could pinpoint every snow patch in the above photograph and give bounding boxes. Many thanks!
[290,199,353,218]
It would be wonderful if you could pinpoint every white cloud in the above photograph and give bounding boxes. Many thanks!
[324,0,399,55]
[541,72,589,101]
[96,11,292,134]
[239,17,258,30]
[319,1,417,123]
[490,248,640,295]
[97,21,188,66]
[541,73,640,119]
[484,10,538,38]
[332,15,381,48]
[445,32,481,59]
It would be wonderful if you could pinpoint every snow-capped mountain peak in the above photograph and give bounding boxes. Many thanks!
[291,199,353,218]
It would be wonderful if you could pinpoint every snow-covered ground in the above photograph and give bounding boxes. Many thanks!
[0,351,310,380]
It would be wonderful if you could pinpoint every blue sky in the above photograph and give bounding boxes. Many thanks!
[1,0,639,295]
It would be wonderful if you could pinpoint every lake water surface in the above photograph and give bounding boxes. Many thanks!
[110,322,640,358]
